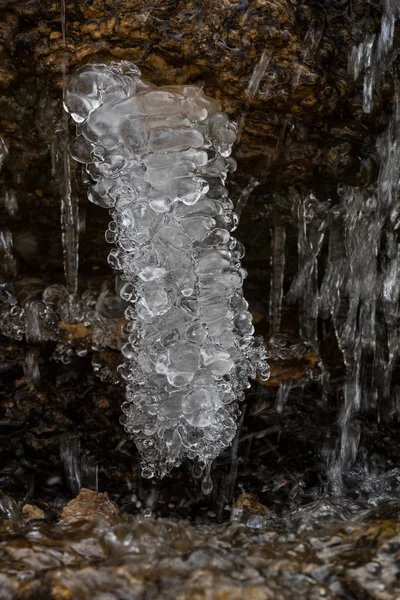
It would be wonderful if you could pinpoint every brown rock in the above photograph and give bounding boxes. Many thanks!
[21,503,45,523]
[262,350,319,387]
[60,488,120,524]
[234,492,268,515]
[178,587,272,600]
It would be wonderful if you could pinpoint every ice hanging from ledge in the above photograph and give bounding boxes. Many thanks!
[64,61,269,478]
[350,0,400,113]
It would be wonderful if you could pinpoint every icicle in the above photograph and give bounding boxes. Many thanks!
[275,380,292,415]
[59,0,79,296]
[4,190,18,216]
[292,15,324,89]
[0,137,8,170]
[64,61,268,478]
[0,229,17,278]
[350,0,400,113]
[235,176,259,219]
[23,349,41,386]
[201,461,213,495]
[287,192,327,348]
[269,224,286,334]
[60,437,82,496]
[246,49,273,102]
[237,48,273,142]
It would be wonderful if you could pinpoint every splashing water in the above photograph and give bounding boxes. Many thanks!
[63,61,269,479]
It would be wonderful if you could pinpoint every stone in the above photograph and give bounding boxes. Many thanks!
[21,503,46,523]
[60,488,120,524]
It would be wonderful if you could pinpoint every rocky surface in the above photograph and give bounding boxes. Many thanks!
[60,488,120,523]
[0,0,389,280]
[1,488,400,599]
[0,0,382,178]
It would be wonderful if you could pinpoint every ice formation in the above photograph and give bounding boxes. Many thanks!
[350,0,400,113]
[64,61,269,478]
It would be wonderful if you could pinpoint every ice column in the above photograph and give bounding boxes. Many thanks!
[64,62,269,477]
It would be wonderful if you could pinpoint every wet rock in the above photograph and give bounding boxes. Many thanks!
[0,519,11,533]
[176,586,272,600]
[0,508,399,599]
[60,488,120,524]
[255,333,319,387]
[232,492,268,529]
[263,349,319,387]
[21,502,45,523]
[0,0,388,273]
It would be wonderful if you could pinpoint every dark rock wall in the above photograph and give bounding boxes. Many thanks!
[0,0,388,285]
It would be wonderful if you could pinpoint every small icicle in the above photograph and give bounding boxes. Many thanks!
[246,49,273,102]
[351,0,400,113]
[5,190,18,216]
[0,229,17,278]
[292,15,324,89]
[0,495,23,531]
[287,192,325,348]
[50,141,58,177]
[269,223,286,333]
[60,437,82,496]
[237,48,273,142]
[202,461,213,496]
[235,176,259,219]
[0,137,8,170]
[59,0,79,296]
[275,380,292,415]
[23,349,41,386]
[192,459,205,480]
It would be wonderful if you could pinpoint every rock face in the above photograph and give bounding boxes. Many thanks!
[0,0,386,187]
[0,0,388,329]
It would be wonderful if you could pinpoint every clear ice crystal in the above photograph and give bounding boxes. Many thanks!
[64,61,268,478]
